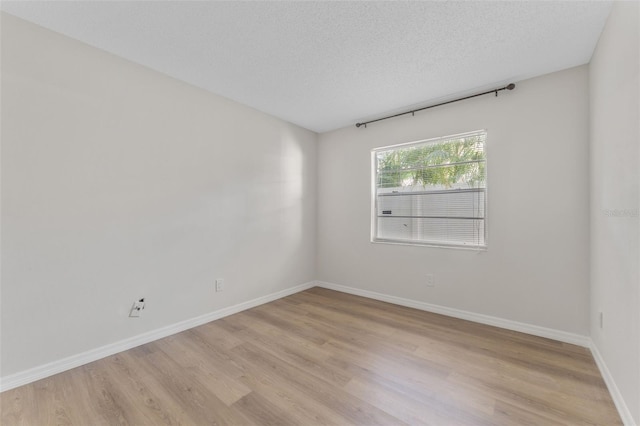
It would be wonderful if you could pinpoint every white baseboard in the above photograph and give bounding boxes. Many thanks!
[589,341,637,426]
[5,280,633,426]
[315,281,591,347]
[0,281,315,393]
[0,281,637,426]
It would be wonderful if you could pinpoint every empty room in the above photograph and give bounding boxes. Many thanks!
[1,1,638,425]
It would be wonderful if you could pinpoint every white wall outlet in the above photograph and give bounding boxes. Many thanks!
[426,274,435,287]
[215,279,224,292]
[129,298,145,318]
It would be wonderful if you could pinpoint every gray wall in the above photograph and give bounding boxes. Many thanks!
[1,13,317,377]
[318,66,590,335]
[589,1,640,423]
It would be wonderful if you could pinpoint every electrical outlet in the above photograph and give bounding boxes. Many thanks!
[599,311,604,329]
[215,279,224,292]
[426,274,435,287]
[129,298,145,318]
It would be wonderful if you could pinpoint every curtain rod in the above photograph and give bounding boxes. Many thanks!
[355,83,516,128]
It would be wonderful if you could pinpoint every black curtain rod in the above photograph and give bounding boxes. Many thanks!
[355,83,516,128]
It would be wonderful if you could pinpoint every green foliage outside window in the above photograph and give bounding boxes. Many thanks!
[376,135,486,189]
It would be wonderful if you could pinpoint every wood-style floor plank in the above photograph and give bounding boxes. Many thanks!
[0,288,621,425]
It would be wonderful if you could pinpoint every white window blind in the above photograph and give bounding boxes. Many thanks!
[372,130,487,249]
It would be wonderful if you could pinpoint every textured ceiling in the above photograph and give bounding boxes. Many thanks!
[1,1,612,133]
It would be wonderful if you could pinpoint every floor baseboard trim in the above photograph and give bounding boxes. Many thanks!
[589,340,636,426]
[315,281,591,348]
[0,281,315,393]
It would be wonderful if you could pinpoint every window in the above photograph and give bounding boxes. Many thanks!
[371,130,487,249]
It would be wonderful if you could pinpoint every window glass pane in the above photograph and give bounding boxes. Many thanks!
[372,131,487,248]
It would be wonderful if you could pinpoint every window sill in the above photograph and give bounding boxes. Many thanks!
[371,238,487,251]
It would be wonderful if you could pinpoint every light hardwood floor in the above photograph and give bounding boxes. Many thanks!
[1,288,620,425]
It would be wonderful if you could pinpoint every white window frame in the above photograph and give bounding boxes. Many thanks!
[371,130,488,250]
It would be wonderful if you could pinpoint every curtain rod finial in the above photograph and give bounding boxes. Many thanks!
[507,83,516,90]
